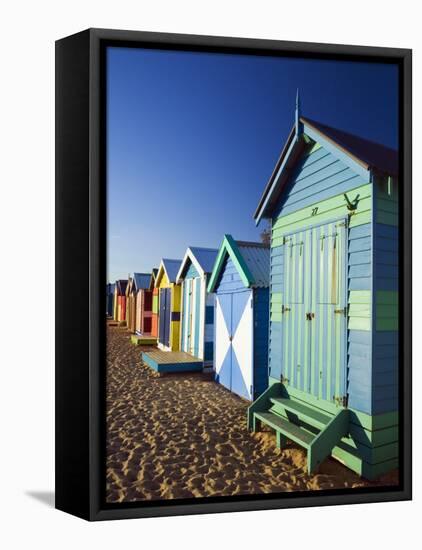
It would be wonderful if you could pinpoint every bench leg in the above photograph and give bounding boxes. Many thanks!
[276,431,287,449]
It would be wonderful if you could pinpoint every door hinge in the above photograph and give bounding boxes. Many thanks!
[282,305,291,314]
[334,306,347,316]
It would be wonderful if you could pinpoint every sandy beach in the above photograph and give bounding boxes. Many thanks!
[106,325,398,503]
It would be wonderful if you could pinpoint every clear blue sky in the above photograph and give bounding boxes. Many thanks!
[107,46,398,282]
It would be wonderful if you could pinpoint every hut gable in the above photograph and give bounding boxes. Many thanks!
[254,116,398,225]
[132,273,150,292]
[149,268,158,291]
[155,259,182,288]
[208,235,270,293]
[176,246,219,283]
[125,277,133,297]
[115,279,128,295]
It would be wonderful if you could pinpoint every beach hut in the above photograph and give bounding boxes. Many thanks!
[123,273,149,334]
[207,236,270,401]
[125,277,133,329]
[142,259,207,373]
[176,247,218,368]
[248,96,399,479]
[106,283,115,317]
[127,271,157,346]
[134,272,155,336]
[155,259,182,351]
[149,268,159,338]
[114,279,128,323]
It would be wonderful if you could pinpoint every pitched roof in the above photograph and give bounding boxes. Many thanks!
[156,259,182,285]
[236,240,271,287]
[115,279,128,295]
[255,116,398,223]
[176,246,219,282]
[207,235,270,292]
[132,273,151,291]
[302,117,398,176]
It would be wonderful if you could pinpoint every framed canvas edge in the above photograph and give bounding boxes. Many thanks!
[56,27,412,522]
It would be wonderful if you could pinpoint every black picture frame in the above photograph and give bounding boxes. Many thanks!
[55,28,412,521]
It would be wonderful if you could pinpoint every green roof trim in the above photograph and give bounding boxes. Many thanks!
[207,234,255,293]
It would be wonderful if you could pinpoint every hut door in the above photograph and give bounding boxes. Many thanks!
[282,220,347,405]
[312,220,347,404]
[215,290,253,400]
[187,279,194,353]
[181,280,192,354]
[159,288,171,347]
[283,229,311,394]
[192,278,202,357]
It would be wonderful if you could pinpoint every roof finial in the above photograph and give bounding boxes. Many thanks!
[295,88,301,139]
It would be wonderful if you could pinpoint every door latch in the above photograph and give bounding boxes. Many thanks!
[306,312,315,320]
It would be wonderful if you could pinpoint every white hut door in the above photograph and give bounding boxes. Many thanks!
[215,291,253,400]
[231,291,253,400]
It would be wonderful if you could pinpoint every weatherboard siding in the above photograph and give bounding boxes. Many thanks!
[273,143,368,220]
[215,255,247,294]
[272,183,372,245]
[372,182,399,413]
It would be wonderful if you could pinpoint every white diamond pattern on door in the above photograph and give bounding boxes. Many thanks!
[231,291,253,400]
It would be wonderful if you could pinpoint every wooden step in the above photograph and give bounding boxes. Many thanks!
[254,412,315,450]
[270,397,331,430]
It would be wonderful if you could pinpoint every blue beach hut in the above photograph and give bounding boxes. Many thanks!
[248,96,399,478]
[207,236,270,401]
[176,246,219,368]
